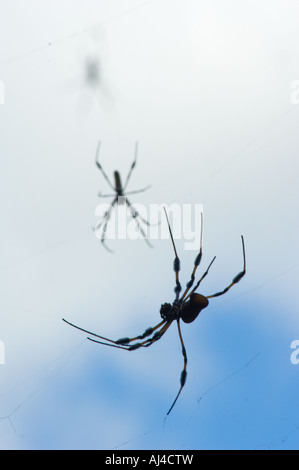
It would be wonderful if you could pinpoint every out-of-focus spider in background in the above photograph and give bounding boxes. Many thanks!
[64,209,246,415]
[94,141,154,252]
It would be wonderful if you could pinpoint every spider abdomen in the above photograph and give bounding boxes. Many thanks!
[114,171,122,193]
[180,293,209,324]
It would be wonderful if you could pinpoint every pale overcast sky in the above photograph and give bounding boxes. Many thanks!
[0,0,299,450]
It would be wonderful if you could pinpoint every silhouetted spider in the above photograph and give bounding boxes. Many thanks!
[63,209,246,415]
[94,141,153,252]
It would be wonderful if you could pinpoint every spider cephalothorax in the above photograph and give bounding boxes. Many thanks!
[63,209,246,415]
[160,302,180,321]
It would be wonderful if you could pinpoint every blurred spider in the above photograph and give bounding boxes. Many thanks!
[94,141,153,252]
[63,209,246,415]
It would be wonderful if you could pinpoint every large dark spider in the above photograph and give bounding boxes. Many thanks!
[94,141,153,252]
[63,209,246,414]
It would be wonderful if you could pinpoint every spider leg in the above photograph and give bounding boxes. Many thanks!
[183,256,216,302]
[116,319,166,346]
[125,198,153,248]
[141,320,173,348]
[123,141,138,191]
[123,185,152,196]
[89,320,172,351]
[94,197,117,230]
[124,193,161,227]
[62,318,122,345]
[63,317,167,349]
[180,213,203,302]
[95,141,116,191]
[95,197,117,252]
[163,208,182,300]
[207,236,246,299]
[101,239,114,253]
[86,337,130,350]
[126,197,153,227]
[167,319,187,415]
[97,192,119,198]
[125,195,160,227]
